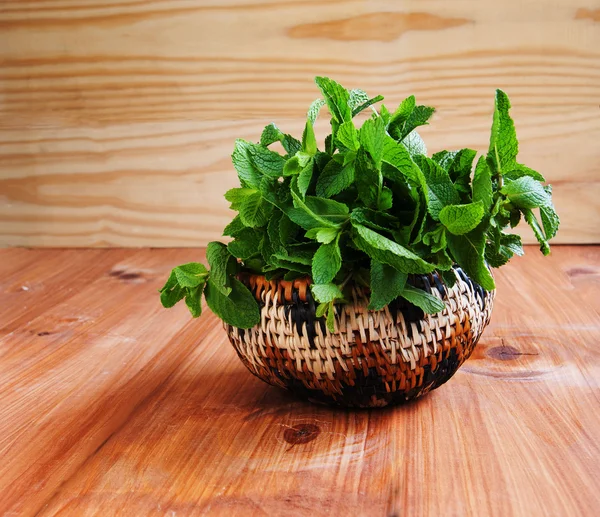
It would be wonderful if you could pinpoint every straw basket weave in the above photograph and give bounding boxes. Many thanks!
[225,267,495,408]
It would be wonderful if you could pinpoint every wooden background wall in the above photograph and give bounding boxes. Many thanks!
[0,0,598,247]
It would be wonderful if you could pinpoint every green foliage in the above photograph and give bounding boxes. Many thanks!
[160,77,560,328]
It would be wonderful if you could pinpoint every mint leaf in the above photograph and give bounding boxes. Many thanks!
[305,227,339,244]
[348,89,369,110]
[368,260,407,310]
[355,148,381,209]
[260,123,283,146]
[502,233,524,256]
[282,134,302,156]
[446,228,496,291]
[337,121,359,150]
[227,228,261,259]
[326,302,336,332]
[401,130,427,157]
[222,215,245,238]
[279,214,298,244]
[401,285,445,314]
[184,284,204,318]
[439,201,485,235]
[174,262,208,288]
[402,105,435,139]
[505,163,546,182]
[204,277,260,329]
[382,136,428,193]
[297,159,314,197]
[488,89,518,174]
[225,187,256,210]
[359,116,385,166]
[248,144,285,179]
[472,156,493,211]
[540,193,560,240]
[206,242,233,295]
[311,283,344,303]
[414,155,460,220]
[500,176,551,209]
[522,208,550,256]
[312,240,342,284]
[388,95,416,139]
[352,222,436,274]
[352,95,384,117]
[232,139,261,189]
[159,270,185,308]
[302,119,317,156]
[307,98,326,125]
[239,191,270,227]
[288,191,349,230]
[315,157,355,198]
[315,76,352,126]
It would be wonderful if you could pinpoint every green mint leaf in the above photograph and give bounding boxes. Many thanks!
[401,105,435,140]
[206,241,233,295]
[439,201,485,235]
[302,119,318,156]
[500,176,551,209]
[414,155,460,220]
[273,250,313,266]
[248,144,285,179]
[315,157,355,198]
[352,222,436,274]
[348,89,369,110]
[307,98,326,125]
[173,262,209,288]
[488,89,518,174]
[401,285,445,314]
[279,213,298,244]
[224,187,256,210]
[446,228,496,291]
[204,277,260,329]
[522,208,551,255]
[388,95,416,139]
[379,104,391,125]
[422,225,447,253]
[359,116,385,166]
[184,284,204,318]
[381,136,428,194]
[401,130,427,157]
[239,191,270,227]
[266,211,284,256]
[326,302,336,332]
[159,270,185,308]
[436,148,477,194]
[297,159,315,198]
[352,95,384,117]
[355,148,382,209]
[315,77,352,124]
[232,139,261,189]
[350,208,399,233]
[288,191,349,229]
[540,199,560,240]
[472,156,493,211]
[441,270,457,289]
[260,123,283,146]
[505,163,546,182]
[311,283,344,303]
[312,240,342,284]
[501,233,524,256]
[368,260,407,311]
[222,215,245,238]
[315,302,328,318]
[281,134,302,156]
[227,228,261,260]
[337,121,360,150]
[305,227,339,244]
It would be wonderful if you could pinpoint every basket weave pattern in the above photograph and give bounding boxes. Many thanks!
[226,268,495,408]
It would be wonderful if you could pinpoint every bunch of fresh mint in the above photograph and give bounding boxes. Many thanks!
[160,77,559,331]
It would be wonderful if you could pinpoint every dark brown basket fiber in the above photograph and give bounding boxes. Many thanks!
[225,267,495,408]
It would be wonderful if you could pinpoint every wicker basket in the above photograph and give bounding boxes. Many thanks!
[225,267,495,408]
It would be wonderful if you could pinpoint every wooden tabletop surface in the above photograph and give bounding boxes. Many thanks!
[1,247,599,516]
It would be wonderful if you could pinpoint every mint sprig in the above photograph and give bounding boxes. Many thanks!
[160,78,560,329]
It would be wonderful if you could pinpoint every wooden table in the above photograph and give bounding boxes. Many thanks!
[1,247,599,516]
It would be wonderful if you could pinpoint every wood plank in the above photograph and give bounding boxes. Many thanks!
[0,247,212,516]
[1,0,598,246]
[26,246,599,517]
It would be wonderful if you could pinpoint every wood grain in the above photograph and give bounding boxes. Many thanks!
[0,0,599,246]
[1,246,599,516]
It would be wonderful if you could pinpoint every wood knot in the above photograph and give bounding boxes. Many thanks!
[108,269,147,283]
[283,424,320,447]
[487,344,538,361]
